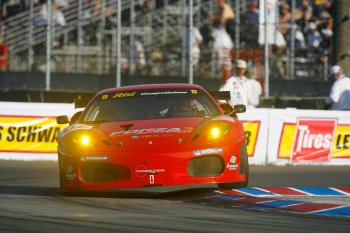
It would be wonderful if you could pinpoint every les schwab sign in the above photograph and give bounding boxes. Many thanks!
[278,118,350,162]
[0,116,65,153]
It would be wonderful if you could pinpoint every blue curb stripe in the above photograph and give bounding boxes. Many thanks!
[313,206,350,217]
[296,187,347,196]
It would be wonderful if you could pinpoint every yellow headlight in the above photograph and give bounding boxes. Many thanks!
[81,135,90,146]
[211,127,220,138]
[208,123,231,140]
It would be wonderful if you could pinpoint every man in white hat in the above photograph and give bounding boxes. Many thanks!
[325,65,350,110]
[219,59,249,106]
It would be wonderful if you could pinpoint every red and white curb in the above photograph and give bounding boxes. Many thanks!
[174,187,350,218]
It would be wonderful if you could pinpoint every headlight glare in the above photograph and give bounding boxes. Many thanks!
[208,123,231,140]
[81,135,90,146]
[211,127,220,138]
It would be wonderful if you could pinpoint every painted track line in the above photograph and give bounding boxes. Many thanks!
[174,187,350,218]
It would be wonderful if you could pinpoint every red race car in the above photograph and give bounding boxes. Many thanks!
[56,83,248,194]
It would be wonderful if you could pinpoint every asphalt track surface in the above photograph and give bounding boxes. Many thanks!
[0,160,349,233]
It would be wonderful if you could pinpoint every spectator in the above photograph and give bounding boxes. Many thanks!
[91,0,117,29]
[325,65,350,110]
[211,21,233,81]
[242,1,259,48]
[131,36,146,74]
[0,35,9,71]
[219,59,249,106]
[209,0,235,40]
[149,48,163,75]
[34,2,67,27]
[279,2,292,33]
[306,22,322,56]
[2,0,22,20]
[295,0,313,28]
[271,29,287,79]
[320,28,333,60]
[184,24,203,70]
[246,68,263,108]
[286,26,306,57]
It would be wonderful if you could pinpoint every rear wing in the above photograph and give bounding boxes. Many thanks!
[209,91,230,101]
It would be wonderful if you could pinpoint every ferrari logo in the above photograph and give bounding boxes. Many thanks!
[149,141,153,144]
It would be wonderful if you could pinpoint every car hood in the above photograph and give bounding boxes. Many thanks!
[99,118,205,151]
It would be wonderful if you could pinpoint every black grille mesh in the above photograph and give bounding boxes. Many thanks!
[187,155,224,177]
[80,162,131,183]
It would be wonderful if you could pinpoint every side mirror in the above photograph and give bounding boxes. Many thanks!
[219,103,234,115]
[56,115,69,124]
[228,104,246,116]
[233,104,246,113]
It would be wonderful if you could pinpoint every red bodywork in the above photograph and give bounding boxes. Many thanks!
[57,84,248,193]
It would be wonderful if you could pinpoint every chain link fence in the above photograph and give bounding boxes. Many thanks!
[0,0,340,88]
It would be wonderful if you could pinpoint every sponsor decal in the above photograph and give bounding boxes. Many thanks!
[66,165,77,179]
[193,148,223,156]
[112,92,136,98]
[80,156,109,161]
[0,116,66,153]
[291,119,336,162]
[140,91,188,96]
[135,165,165,178]
[226,155,238,170]
[230,155,237,164]
[242,121,261,157]
[278,118,348,161]
[101,94,109,100]
[110,127,193,136]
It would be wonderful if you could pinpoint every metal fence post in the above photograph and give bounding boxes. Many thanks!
[46,0,52,91]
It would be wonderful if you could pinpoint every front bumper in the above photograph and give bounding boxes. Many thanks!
[58,142,247,192]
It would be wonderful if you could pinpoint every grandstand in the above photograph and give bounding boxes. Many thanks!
[0,0,349,108]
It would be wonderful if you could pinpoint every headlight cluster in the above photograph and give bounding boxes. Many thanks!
[81,135,90,146]
[208,123,231,140]
[70,133,95,147]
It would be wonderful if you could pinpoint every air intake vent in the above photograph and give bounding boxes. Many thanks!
[80,162,131,183]
[187,156,224,177]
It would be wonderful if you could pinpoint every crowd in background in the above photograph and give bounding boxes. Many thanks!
[0,0,336,80]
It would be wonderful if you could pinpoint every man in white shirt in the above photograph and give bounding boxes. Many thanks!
[219,59,249,106]
[246,71,262,108]
[325,65,350,110]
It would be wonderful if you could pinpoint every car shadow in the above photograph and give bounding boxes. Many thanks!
[0,185,218,199]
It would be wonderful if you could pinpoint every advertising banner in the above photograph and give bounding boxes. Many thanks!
[0,102,75,160]
[240,108,269,165]
[268,109,350,165]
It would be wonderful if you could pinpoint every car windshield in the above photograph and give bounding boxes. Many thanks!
[82,88,220,122]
